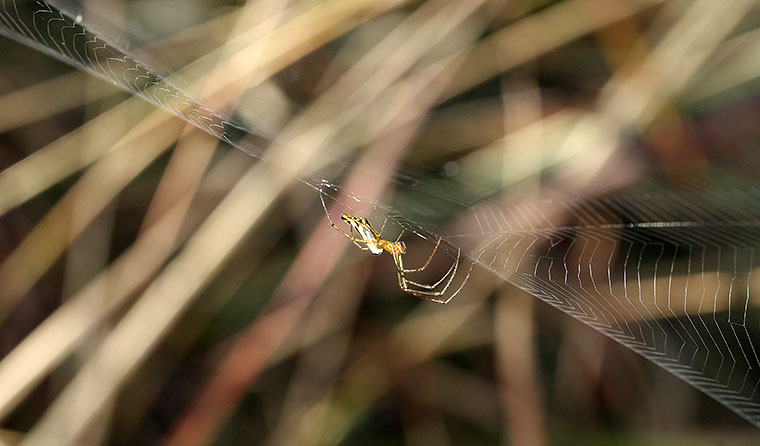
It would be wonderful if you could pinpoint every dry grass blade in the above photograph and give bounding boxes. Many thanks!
[0,109,184,312]
[0,131,228,423]
[20,157,299,444]
[0,98,159,216]
[0,71,108,133]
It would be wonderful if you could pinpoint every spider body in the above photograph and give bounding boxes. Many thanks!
[340,213,405,256]
[321,194,460,303]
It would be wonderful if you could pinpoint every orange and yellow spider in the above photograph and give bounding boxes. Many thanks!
[321,194,459,303]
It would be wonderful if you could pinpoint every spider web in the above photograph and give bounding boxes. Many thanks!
[446,187,760,426]
[3,0,760,430]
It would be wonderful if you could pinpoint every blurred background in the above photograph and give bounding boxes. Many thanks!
[2,0,760,444]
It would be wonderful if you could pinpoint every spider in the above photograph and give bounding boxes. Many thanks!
[320,194,459,303]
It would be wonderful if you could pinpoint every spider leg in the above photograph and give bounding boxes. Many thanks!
[352,241,371,251]
[404,253,458,289]
[402,249,459,289]
[403,286,453,304]
[402,257,460,303]
[320,192,375,250]
[320,193,354,237]
[399,237,442,273]
[329,220,372,250]
[377,217,388,238]
[395,248,461,304]
[405,291,449,305]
